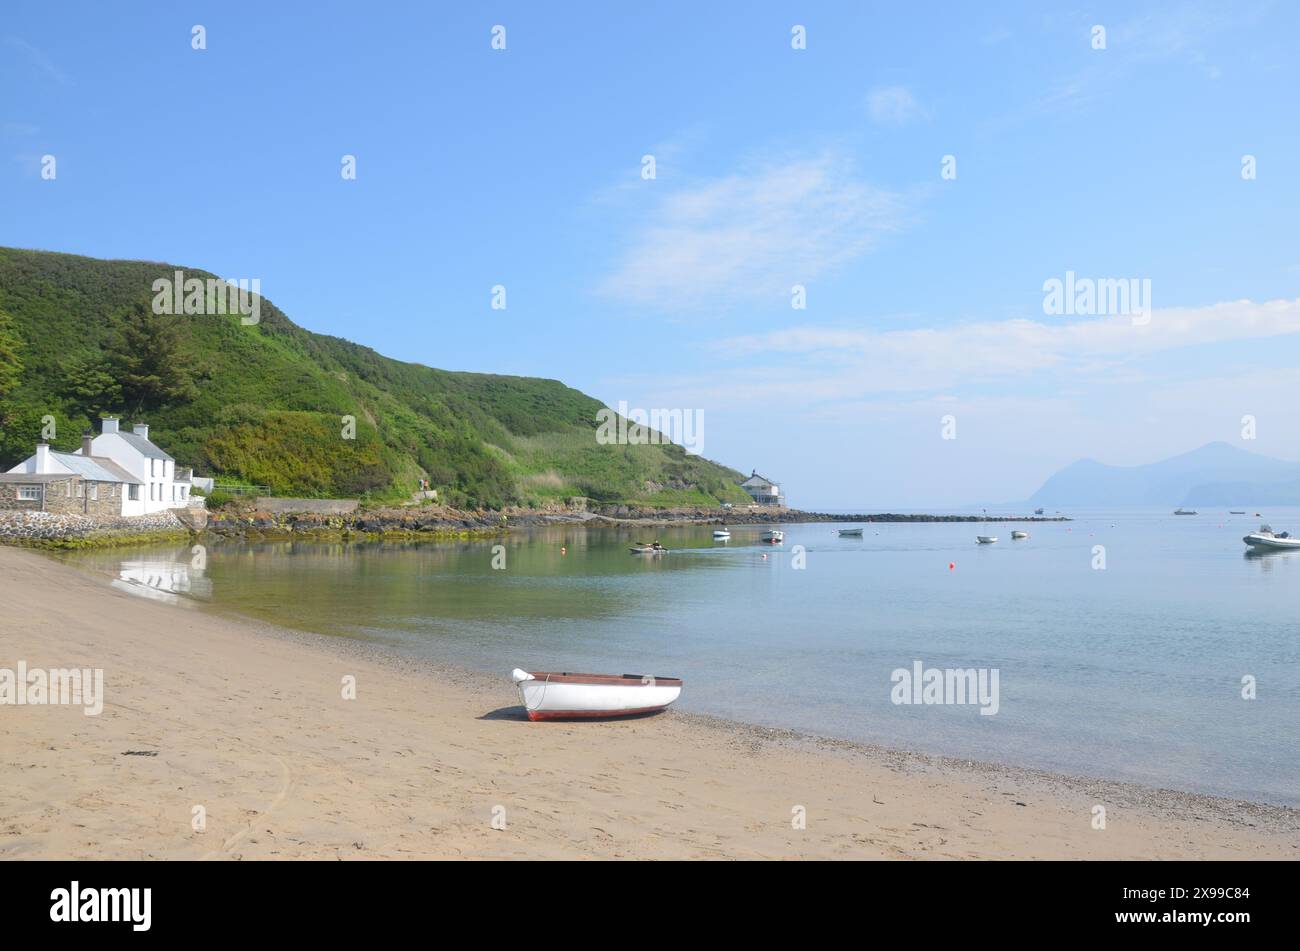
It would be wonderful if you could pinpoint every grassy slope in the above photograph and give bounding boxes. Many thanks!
[0,248,750,508]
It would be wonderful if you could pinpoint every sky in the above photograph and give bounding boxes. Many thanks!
[3,1,1299,509]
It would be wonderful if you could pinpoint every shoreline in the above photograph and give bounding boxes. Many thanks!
[1,544,1295,859]
[1,503,1071,550]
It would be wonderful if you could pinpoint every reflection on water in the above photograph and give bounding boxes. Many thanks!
[108,545,212,604]
[57,511,1300,805]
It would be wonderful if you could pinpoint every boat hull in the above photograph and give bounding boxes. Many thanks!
[1243,534,1300,550]
[513,670,682,720]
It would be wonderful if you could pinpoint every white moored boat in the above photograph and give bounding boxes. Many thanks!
[838,528,864,536]
[760,529,784,544]
[1011,531,1028,540]
[1243,525,1300,551]
[976,535,998,544]
[511,669,682,721]
[712,529,731,540]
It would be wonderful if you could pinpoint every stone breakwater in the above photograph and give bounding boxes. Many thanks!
[581,505,1071,525]
[0,510,188,545]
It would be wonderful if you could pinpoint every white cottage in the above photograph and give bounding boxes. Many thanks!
[4,436,140,516]
[87,419,193,514]
[6,418,194,516]
[740,470,785,506]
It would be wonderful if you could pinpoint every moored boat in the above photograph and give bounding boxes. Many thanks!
[976,535,998,544]
[1242,525,1300,551]
[1034,507,1044,515]
[629,543,667,554]
[838,528,864,536]
[1011,531,1028,539]
[1174,508,1197,515]
[511,668,682,720]
[760,529,784,543]
[712,529,731,540]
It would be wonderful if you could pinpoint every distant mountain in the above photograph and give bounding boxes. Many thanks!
[0,248,749,508]
[1027,442,1300,507]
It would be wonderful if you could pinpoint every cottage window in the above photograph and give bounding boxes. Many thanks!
[76,482,84,498]
[128,484,140,501]
[18,485,41,501]
[89,483,98,500]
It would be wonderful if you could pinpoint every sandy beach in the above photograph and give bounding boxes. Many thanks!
[1,544,1295,860]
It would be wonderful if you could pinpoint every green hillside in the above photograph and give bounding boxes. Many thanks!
[0,248,750,508]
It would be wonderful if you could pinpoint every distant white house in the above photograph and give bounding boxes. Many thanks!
[740,470,784,506]
[7,418,194,516]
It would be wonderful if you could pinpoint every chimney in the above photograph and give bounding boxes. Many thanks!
[133,422,149,439]
[101,417,119,434]
[81,431,95,456]
[34,443,50,473]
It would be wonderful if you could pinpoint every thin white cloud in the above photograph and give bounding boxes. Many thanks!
[595,153,910,310]
[730,298,1300,379]
[866,85,927,124]
[623,298,1300,409]
[3,38,71,86]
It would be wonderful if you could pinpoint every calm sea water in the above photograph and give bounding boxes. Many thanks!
[58,509,1300,805]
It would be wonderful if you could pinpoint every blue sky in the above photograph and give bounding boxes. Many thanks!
[4,1,1299,508]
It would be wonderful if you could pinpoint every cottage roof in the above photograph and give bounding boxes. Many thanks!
[742,471,779,486]
[115,431,174,462]
[54,451,143,485]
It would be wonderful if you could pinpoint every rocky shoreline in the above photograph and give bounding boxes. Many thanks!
[1,502,1070,547]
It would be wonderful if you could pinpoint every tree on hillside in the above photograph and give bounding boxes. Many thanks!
[108,302,199,415]
[0,309,22,399]
[63,353,123,417]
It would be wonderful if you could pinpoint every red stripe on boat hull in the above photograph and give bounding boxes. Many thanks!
[526,705,669,721]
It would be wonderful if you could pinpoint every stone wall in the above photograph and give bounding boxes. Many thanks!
[0,509,187,542]
[253,497,360,515]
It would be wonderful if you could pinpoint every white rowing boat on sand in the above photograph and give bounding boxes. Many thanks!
[1242,525,1300,551]
[511,668,682,720]
[976,535,998,544]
